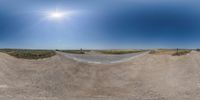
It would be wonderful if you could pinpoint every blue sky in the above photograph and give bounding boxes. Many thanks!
[0,0,200,49]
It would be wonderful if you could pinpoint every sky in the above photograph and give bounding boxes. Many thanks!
[0,0,200,49]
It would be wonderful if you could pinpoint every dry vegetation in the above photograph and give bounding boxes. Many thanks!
[0,49,55,59]
[149,49,191,56]
[99,50,145,54]
[57,50,91,54]
[172,50,191,56]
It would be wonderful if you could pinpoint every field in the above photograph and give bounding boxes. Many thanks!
[0,49,56,59]
[149,49,191,56]
[98,50,145,54]
[172,49,191,56]
[57,50,91,54]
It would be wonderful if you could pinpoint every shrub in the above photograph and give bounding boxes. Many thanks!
[172,50,191,56]
[196,48,200,51]
[149,50,157,54]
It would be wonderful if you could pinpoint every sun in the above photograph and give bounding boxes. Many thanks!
[43,8,78,21]
[46,9,77,20]
[49,11,65,19]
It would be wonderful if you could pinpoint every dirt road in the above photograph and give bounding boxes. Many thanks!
[0,51,200,100]
[57,51,147,64]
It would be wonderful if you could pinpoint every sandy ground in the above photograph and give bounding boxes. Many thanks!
[1,51,200,100]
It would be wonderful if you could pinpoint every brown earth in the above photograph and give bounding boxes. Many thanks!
[0,51,200,100]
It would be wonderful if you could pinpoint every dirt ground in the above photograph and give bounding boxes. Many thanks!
[1,51,200,100]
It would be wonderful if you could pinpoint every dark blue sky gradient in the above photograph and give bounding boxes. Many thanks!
[0,0,200,49]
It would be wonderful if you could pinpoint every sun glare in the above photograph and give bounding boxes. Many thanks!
[49,11,64,19]
[45,9,77,21]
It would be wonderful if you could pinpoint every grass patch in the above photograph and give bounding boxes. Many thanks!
[0,49,56,59]
[99,50,144,54]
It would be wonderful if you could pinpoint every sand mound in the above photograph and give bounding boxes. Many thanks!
[0,52,200,100]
